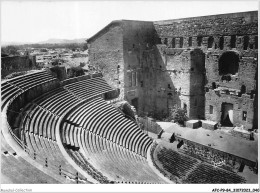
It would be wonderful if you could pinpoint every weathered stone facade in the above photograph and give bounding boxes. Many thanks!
[87,11,258,130]
[88,21,124,99]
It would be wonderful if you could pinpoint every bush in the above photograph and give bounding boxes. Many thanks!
[172,107,188,126]
[163,107,188,125]
[68,66,85,78]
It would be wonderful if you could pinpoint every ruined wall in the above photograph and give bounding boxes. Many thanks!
[154,11,258,128]
[122,20,160,115]
[88,22,125,99]
[1,55,37,79]
[88,11,257,128]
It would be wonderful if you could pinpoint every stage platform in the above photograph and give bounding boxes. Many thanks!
[157,122,258,163]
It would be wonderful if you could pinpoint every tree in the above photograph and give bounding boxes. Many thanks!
[1,45,19,56]
[164,106,188,125]
[172,107,188,126]
[69,66,84,77]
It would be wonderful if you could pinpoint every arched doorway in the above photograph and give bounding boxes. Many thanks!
[221,103,234,127]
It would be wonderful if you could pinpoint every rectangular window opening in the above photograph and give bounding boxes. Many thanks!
[210,105,213,114]
[188,37,192,47]
[172,38,176,48]
[197,36,202,47]
[242,111,247,121]
[180,37,183,48]
[231,35,236,48]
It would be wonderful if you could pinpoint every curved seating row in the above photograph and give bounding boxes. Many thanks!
[20,101,82,176]
[2,70,54,90]
[33,88,81,116]
[157,147,199,179]
[22,102,59,141]
[23,130,80,176]
[1,70,57,110]
[184,163,246,184]
[62,121,166,183]
[66,149,112,183]
[64,77,114,101]
[155,146,246,184]
[2,70,163,184]
[65,97,152,157]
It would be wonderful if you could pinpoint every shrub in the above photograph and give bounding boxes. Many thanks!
[164,107,188,126]
[172,107,188,126]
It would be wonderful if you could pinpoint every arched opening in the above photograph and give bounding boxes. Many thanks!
[221,103,234,127]
[208,36,214,48]
[218,51,239,75]
[219,37,224,50]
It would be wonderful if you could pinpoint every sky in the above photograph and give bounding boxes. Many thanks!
[0,0,258,43]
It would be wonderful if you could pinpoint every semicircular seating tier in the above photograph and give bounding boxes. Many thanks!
[61,97,165,183]
[1,70,57,110]
[1,70,167,184]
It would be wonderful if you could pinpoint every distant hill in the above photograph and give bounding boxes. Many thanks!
[1,38,87,46]
[36,38,87,44]
[1,41,32,46]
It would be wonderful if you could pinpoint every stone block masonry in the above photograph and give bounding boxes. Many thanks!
[87,11,257,130]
